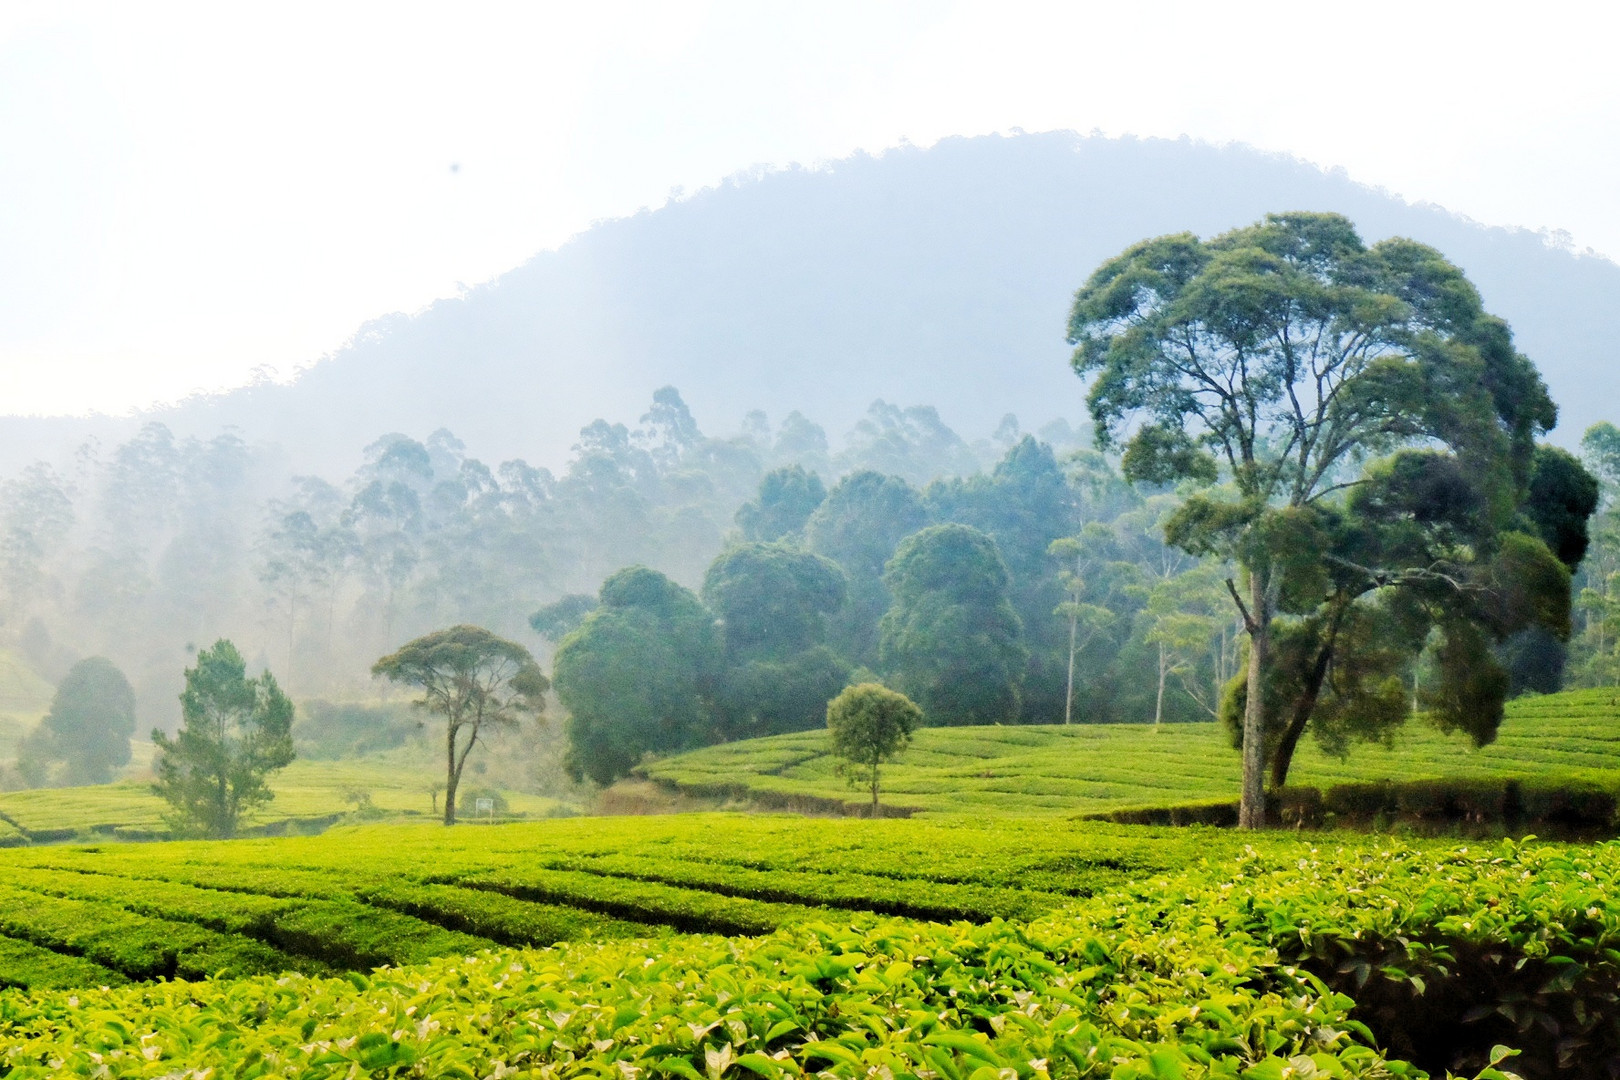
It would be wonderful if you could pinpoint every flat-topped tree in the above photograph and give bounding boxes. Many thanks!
[1069,212,1561,827]
[373,625,548,825]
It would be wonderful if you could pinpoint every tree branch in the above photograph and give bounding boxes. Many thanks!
[1225,577,1257,634]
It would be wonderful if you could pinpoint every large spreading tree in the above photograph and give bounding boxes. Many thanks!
[702,542,850,739]
[1068,212,1571,827]
[372,625,549,825]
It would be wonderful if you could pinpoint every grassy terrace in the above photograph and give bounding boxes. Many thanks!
[0,751,566,842]
[640,687,1620,815]
[0,814,1232,989]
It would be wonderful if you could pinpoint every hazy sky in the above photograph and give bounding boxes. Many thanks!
[3,1,1616,416]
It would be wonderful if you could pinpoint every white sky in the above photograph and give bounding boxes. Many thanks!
[2,0,1617,417]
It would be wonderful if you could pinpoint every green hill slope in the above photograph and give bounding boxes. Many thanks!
[640,687,1620,816]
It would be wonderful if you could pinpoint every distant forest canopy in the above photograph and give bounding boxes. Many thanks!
[4,132,1619,477]
[3,374,1615,782]
[0,388,1096,734]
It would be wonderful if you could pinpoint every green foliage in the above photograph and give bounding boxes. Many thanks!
[372,625,548,825]
[701,543,851,739]
[292,699,419,759]
[1521,445,1601,570]
[736,465,826,542]
[554,567,721,785]
[1580,420,1620,491]
[151,640,295,839]
[2,822,1619,1078]
[806,471,930,665]
[703,543,846,662]
[825,683,922,813]
[1068,212,1566,823]
[16,657,136,787]
[528,593,599,643]
[928,438,1080,721]
[879,525,1026,725]
[717,646,852,741]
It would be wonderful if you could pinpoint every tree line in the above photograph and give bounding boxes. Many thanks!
[3,210,1613,831]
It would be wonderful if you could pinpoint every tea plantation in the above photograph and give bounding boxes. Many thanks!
[0,814,1617,1078]
[640,688,1620,816]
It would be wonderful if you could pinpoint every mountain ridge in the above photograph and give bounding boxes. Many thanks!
[5,131,1614,476]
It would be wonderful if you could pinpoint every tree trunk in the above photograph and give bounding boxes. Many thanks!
[1269,647,1329,791]
[870,764,880,817]
[444,723,460,826]
[1064,612,1077,725]
[1238,573,1269,829]
[1154,641,1167,728]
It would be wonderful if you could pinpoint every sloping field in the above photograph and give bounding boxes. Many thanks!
[642,687,1620,815]
[0,815,1615,1079]
[0,814,1228,990]
[0,752,565,843]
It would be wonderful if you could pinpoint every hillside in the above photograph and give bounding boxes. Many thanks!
[0,649,54,760]
[640,687,1620,816]
[5,132,1618,475]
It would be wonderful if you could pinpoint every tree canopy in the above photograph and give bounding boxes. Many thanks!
[807,471,930,665]
[879,524,1026,725]
[372,624,548,824]
[151,640,296,838]
[1069,211,1568,826]
[702,542,851,739]
[825,682,922,814]
[17,656,137,787]
[552,566,720,785]
[735,466,826,543]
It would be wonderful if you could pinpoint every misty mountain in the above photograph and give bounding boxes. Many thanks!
[5,130,1617,475]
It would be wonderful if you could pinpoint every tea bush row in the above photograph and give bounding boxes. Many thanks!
[0,910,1407,1080]
[1115,838,1620,1076]
[0,883,298,982]
[1090,778,1618,837]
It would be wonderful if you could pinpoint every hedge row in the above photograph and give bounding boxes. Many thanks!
[542,853,1067,922]
[0,935,126,991]
[0,867,493,974]
[0,884,297,981]
[8,836,1617,1079]
[447,867,824,935]
[1088,776,1617,835]
[351,880,643,947]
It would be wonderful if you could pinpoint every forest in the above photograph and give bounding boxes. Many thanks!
[3,392,1618,792]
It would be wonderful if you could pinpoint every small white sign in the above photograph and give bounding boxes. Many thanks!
[474,797,495,818]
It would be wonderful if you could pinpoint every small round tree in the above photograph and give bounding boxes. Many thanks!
[19,656,137,786]
[826,682,921,816]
